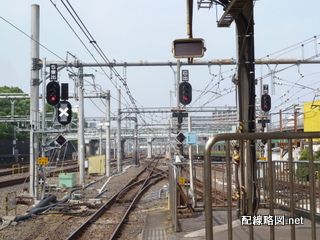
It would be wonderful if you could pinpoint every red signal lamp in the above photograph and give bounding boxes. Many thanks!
[179,82,192,105]
[46,81,60,106]
[261,94,271,112]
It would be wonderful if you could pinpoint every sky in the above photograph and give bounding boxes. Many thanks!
[1,0,320,129]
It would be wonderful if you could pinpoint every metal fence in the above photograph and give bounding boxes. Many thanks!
[168,159,237,233]
[204,132,320,240]
[257,160,320,215]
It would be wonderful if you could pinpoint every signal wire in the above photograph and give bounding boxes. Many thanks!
[0,15,65,62]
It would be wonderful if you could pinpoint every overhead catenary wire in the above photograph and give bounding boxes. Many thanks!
[0,15,65,62]
[261,34,320,59]
[1,6,118,117]
[56,0,156,127]
[54,0,157,130]
[5,1,320,125]
[50,0,135,114]
[49,1,151,131]
[60,0,138,108]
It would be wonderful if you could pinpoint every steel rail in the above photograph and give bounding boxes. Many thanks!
[66,157,166,240]
[109,156,163,239]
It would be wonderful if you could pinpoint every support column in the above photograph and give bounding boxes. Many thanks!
[120,139,126,159]
[176,60,183,156]
[235,0,256,225]
[147,138,154,159]
[105,90,111,176]
[117,89,122,172]
[78,67,85,186]
[134,112,139,166]
[188,116,196,207]
[30,4,40,199]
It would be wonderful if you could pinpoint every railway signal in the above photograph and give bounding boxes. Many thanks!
[261,94,271,112]
[61,83,69,100]
[55,135,67,146]
[46,81,60,106]
[179,82,192,105]
[176,132,186,143]
[57,100,72,125]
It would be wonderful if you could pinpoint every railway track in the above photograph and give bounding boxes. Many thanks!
[181,164,235,206]
[66,157,168,240]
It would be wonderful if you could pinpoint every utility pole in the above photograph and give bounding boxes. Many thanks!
[188,116,195,207]
[175,60,184,156]
[176,60,181,109]
[40,58,47,199]
[77,67,85,186]
[30,4,40,200]
[105,90,111,176]
[134,111,139,166]
[117,89,122,172]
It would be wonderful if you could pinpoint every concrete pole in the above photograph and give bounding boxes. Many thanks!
[188,116,196,207]
[106,90,111,176]
[134,112,139,166]
[78,67,85,186]
[40,58,47,199]
[41,58,47,156]
[147,138,153,158]
[176,60,183,156]
[294,107,298,132]
[99,129,102,155]
[30,4,40,199]
[176,60,181,109]
[117,89,122,172]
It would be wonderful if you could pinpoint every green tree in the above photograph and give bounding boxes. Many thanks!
[0,86,30,139]
[296,148,320,181]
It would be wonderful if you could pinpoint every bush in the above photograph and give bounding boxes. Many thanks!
[296,149,320,181]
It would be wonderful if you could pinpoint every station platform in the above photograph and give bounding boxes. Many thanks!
[140,208,320,240]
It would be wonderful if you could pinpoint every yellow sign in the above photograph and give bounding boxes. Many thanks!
[179,177,185,185]
[259,157,267,161]
[38,157,49,165]
[304,100,320,131]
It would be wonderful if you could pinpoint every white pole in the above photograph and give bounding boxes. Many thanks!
[188,116,196,207]
[30,4,40,199]
[106,90,111,176]
[78,67,85,186]
[117,89,122,172]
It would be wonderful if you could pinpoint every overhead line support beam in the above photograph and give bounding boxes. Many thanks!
[41,58,320,68]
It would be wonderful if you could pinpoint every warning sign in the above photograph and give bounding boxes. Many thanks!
[38,157,49,165]
[179,177,186,185]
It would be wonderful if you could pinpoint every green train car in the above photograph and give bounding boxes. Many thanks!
[191,140,264,161]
